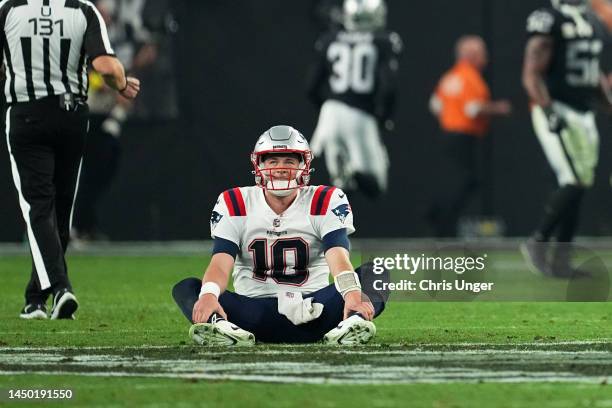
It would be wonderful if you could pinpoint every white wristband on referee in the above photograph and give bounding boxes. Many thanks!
[199,282,221,299]
[334,271,361,298]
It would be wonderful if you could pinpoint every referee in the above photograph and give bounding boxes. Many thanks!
[1,0,140,320]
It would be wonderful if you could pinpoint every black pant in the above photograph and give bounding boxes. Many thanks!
[430,132,482,237]
[5,96,89,304]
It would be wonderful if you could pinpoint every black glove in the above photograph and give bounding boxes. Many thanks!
[543,105,567,134]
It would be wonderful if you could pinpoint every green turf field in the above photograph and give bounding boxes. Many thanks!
[0,250,611,407]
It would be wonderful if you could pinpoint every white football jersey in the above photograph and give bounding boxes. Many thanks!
[210,185,355,298]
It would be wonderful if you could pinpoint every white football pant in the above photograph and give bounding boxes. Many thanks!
[311,100,389,192]
[531,101,599,188]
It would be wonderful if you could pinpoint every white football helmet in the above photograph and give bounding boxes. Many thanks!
[343,0,387,32]
[251,126,313,196]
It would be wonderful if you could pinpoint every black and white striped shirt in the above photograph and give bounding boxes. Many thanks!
[0,0,114,104]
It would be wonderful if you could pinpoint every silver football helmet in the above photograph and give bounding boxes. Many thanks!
[251,126,313,196]
[343,0,387,32]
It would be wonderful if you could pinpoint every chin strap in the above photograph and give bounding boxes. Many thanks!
[268,188,294,197]
[265,178,300,195]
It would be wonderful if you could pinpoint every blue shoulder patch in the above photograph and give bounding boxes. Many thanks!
[210,211,223,229]
[332,204,351,223]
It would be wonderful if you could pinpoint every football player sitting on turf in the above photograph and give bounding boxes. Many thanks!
[172,125,385,345]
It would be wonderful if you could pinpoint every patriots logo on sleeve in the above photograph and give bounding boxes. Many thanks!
[210,211,223,229]
[332,204,351,224]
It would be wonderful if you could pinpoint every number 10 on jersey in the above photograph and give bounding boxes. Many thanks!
[248,238,310,285]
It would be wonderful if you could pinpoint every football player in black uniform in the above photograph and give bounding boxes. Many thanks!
[307,0,402,198]
[521,0,609,277]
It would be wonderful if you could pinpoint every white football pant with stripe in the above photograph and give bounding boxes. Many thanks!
[531,101,599,188]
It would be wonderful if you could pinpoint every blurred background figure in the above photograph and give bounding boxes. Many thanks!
[428,35,512,238]
[126,0,179,120]
[310,0,343,31]
[592,0,612,194]
[592,0,612,30]
[308,0,402,199]
[520,0,609,277]
[72,0,170,243]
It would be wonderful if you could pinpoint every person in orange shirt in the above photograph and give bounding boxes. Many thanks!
[592,0,612,30]
[428,36,511,237]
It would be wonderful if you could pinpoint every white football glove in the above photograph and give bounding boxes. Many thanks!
[277,291,324,325]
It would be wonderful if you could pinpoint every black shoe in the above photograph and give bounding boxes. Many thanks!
[50,289,78,320]
[520,238,551,276]
[19,303,47,320]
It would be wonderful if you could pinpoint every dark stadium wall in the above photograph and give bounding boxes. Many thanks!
[0,0,610,241]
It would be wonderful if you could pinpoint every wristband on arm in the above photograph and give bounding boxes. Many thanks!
[334,271,361,299]
[199,282,221,299]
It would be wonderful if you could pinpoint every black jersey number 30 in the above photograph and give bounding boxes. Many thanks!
[248,238,310,285]
[327,42,378,94]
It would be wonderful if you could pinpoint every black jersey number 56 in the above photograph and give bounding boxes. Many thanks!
[248,238,310,285]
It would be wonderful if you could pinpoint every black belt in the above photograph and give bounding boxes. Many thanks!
[10,93,86,111]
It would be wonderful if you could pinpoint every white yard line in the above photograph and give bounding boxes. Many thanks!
[1,350,611,359]
[0,370,608,385]
[1,348,610,385]
[0,340,610,353]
